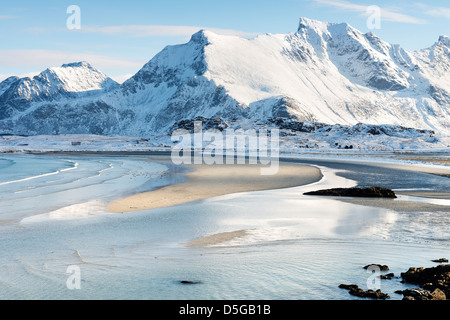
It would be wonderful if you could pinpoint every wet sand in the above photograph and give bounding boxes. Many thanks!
[108,153,450,215]
[108,162,323,213]
[339,198,450,212]
[186,230,249,248]
[397,192,450,199]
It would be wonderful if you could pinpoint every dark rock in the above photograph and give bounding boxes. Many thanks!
[431,288,447,300]
[400,264,450,300]
[367,127,382,135]
[402,288,433,300]
[432,258,449,263]
[380,273,395,280]
[368,75,408,91]
[339,284,390,300]
[339,284,359,291]
[170,116,228,134]
[304,187,397,199]
[267,117,324,133]
[351,289,390,300]
[364,264,390,271]
[179,280,202,285]
[401,265,450,286]
[399,288,446,301]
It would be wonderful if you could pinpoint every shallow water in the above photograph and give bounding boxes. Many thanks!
[0,155,449,300]
[0,155,169,223]
[284,158,450,192]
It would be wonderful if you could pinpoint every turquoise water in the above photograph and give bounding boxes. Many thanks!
[0,155,449,300]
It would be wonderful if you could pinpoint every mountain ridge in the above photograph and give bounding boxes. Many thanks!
[0,17,449,136]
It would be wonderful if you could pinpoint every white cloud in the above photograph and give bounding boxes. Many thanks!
[0,72,39,82]
[81,25,260,39]
[110,74,134,84]
[0,15,16,20]
[0,49,144,74]
[19,72,40,79]
[420,6,450,19]
[312,0,427,24]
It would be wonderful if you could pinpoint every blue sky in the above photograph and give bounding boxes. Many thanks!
[1,0,449,82]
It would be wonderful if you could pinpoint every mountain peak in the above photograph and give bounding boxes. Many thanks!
[190,29,214,44]
[297,17,329,32]
[296,17,360,45]
[0,76,19,96]
[438,35,450,46]
[1,18,450,137]
[297,17,352,33]
[61,61,93,69]
[1,76,19,83]
[26,61,119,95]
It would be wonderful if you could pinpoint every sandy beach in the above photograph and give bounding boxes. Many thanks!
[105,154,450,248]
[107,153,450,214]
[1,152,450,300]
[108,162,323,213]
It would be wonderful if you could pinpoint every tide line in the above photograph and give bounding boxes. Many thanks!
[0,160,79,186]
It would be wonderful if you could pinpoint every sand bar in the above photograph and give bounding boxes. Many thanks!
[186,230,249,248]
[107,153,450,214]
[108,162,323,213]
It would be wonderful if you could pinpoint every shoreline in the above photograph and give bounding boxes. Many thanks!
[1,152,449,299]
[105,155,450,254]
[103,151,450,214]
[107,162,323,213]
[4,150,450,219]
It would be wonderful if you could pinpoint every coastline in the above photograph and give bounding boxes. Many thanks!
[107,162,323,213]
[104,151,450,214]
[1,151,449,300]
[4,150,450,221]
[102,152,450,248]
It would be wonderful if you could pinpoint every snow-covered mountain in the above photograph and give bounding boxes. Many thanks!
[0,62,120,134]
[0,18,449,136]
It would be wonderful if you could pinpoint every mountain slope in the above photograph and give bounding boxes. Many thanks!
[0,62,120,134]
[193,18,449,132]
[0,18,449,136]
[106,31,246,134]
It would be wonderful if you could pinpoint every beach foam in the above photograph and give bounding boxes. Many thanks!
[0,155,168,225]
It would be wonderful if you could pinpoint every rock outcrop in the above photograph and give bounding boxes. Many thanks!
[399,265,450,300]
[339,284,390,300]
[304,187,397,198]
